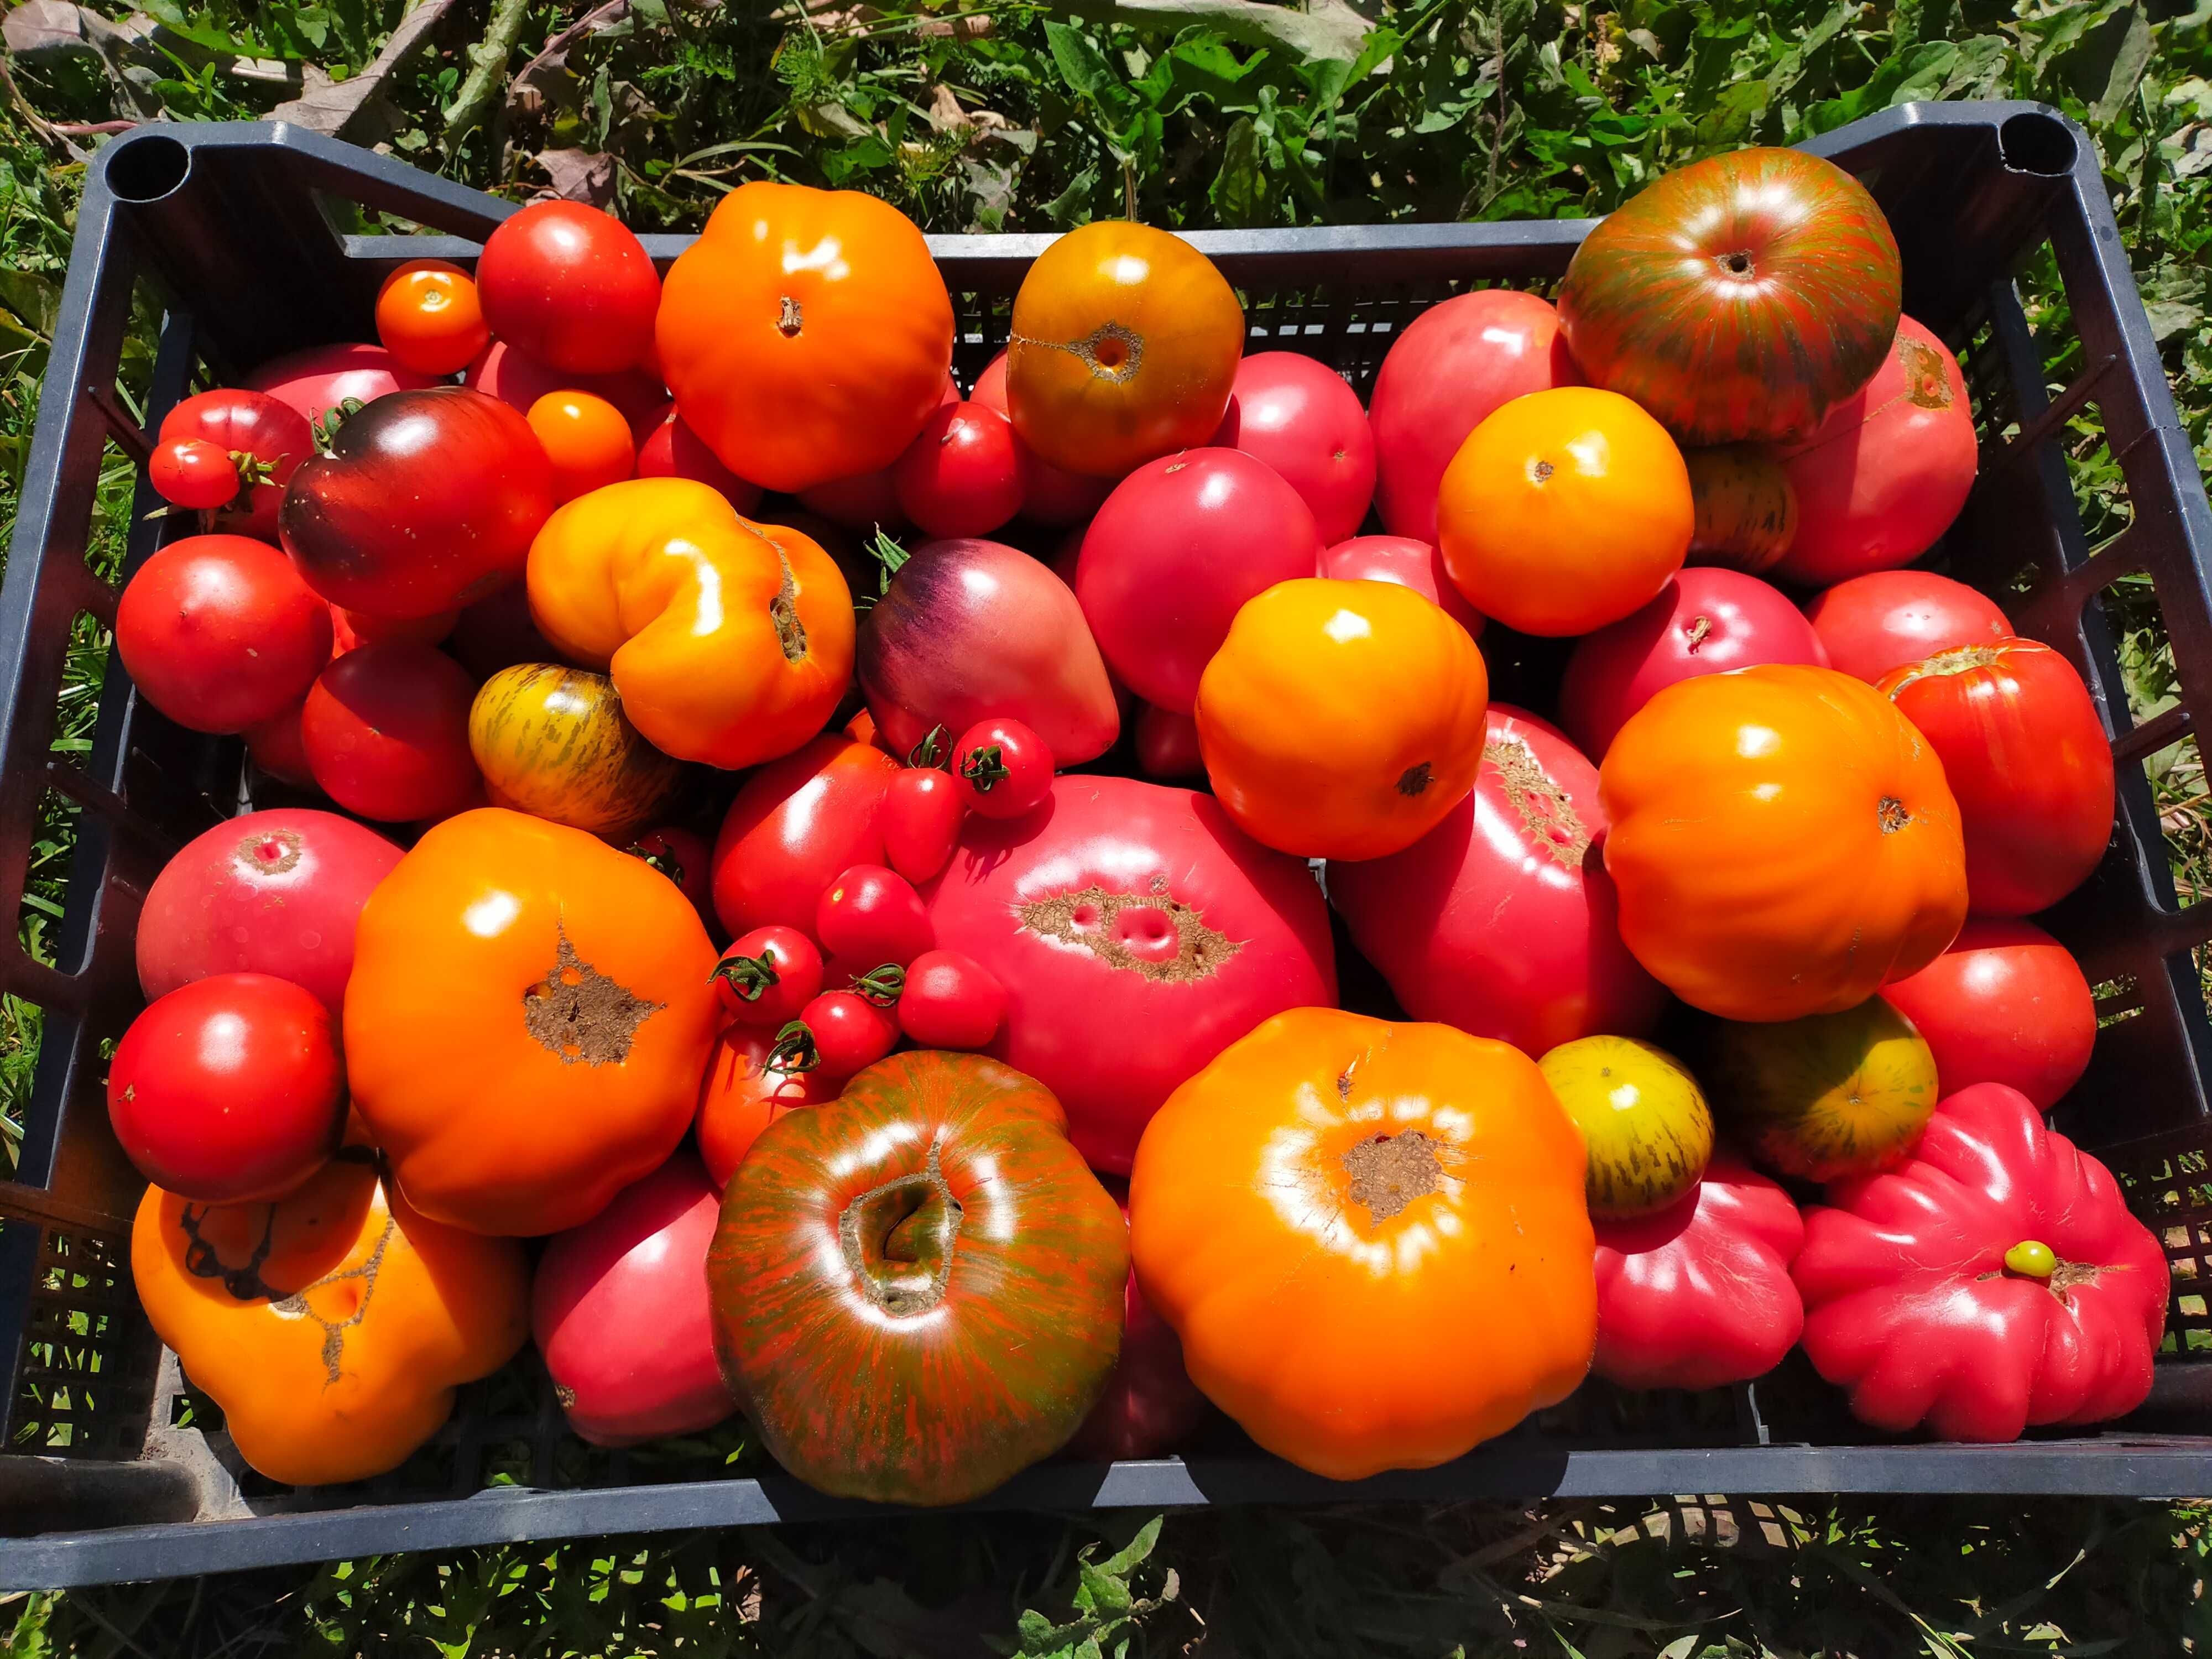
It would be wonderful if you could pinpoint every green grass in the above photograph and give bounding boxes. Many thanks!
[4,0,2212,1651]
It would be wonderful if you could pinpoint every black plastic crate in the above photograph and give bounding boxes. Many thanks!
[3,102,2211,1589]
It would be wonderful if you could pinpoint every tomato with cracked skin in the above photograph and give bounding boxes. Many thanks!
[921,774,1335,1173]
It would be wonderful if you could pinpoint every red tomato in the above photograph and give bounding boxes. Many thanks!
[882,768,965,884]
[784,989,899,1081]
[710,734,900,937]
[637,411,764,515]
[969,353,1115,525]
[448,582,564,680]
[1319,534,1485,636]
[116,534,334,734]
[1804,569,2012,683]
[1877,640,2115,916]
[795,374,958,531]
[300,642,483,823]
[713,926,826,1026]
[243,697,315,786]
[245,342,440,427]
[465,339,667,446]
[135,808,402,1013]
[527,389,637,502]
[1077,448,1324,713]
[627,825,716,925]
[1367,289,1583,543]
[817,865,933,967]
[1211,352,1376,543]
[330,603,458,658]
[953,717,1054,820]
[896,949,1007,1048]
[1880,917,2096,1109]
[1559,567,1830,759]
[1066,1182,1208,1460]
[156,388,316,544]
[375,260,491,376]
[893,400,1023,540]
[1134,702,1203,779]
[108,972,345,1203]
[149,438,238,509]
[694,1024,838,1186]
[477,200,660,375]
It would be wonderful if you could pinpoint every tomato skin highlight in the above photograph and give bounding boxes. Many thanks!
[881,769,966,884]
[1804,568,2012,683]
[1880,917,2097,1110]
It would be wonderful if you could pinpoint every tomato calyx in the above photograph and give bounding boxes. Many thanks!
[907,724,950,770]
[627,839,685,885]
[959,743,1010,792]
[311,397,368,456]
[849,963,907,1007]
[766,1019,821,1074]
[710,951,781,1004]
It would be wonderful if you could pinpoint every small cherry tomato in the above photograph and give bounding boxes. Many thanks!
[816,864,933,967]
[952,717,1054,819]
[898,950,1006,1049]
[149,437,239,509]
[477,200,660,375]
[776,990,899,1082]
[695,1024,839,1186]
[107,972,345,1203]
[527,389,636,503]
[712,926,825,1026]
[628,825,716,924]
[893,400,1023,540]
[882,769,965,884]
[375,259,491,376]
[2004,1239,2058,1279]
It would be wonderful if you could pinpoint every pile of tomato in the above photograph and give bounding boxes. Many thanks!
[105,144,2168,1504]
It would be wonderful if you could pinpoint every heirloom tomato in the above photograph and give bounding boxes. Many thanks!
[345,809,721,1236]
[1681,444,1797,574]
[132,1151,529,1485]
[1877,639,2115,916]
[155,387,315,542]
[1366,289,1582,544]
[1211,351,1376,542]
[1130,1009,1594,1480]
[467,662,682,839]
[1600,665,1968,1021]
[1592,1157,1805,1392]
[1796,1083,2167,1441]
[374,259,489,375]
[709,1051,1129,1504]
[1328,706,1663,1056]
[478,199,660,375]
[1436,387,1692,637]
[711,733,900,937]
[712,926,824,1027]
[301,643,483,823]
[1538,1036,1712,1220]
[1710,997,1939,1182]
[1879,917,2096,1109]
[1320,534,1485,635]
[1077,448,1324,714]
[526,478,854,770]
[693,1024,837,1187]
[1196,577,1489,860]
[1005,220,1243,478]
[658,181,953,491]
[1804,568,2010,684]
[534,1152,736,1446]
[116,533,332,734]
[1556,148,1902,446]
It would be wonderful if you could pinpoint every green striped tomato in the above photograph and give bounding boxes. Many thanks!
[467,662,683,838]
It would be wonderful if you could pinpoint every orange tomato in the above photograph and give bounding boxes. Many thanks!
[1129,1008,1595,1480]
[1436,387,1693,635]
[526,478,854,769]
[1194,577,1489,859]
[374,260,490,377]
[132,1150,529,1484]
[344,808,722,1236]
[526,390,636,503]
[655,181,953,492]
[1599,664,1967,1022]
[694,1024,838,1187]
[1006,221,1244,478]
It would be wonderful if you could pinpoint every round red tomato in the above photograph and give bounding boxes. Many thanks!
[1880,917,2096,1109]
[477,200,660,375]
[637,412,764,515]
[1328,705,1665,1056]
[1776,316,1978,585]
[1134,702,1203,779]
[1366,290,1582,543]
[713,926,825,1026]
[1320,535,1485,635]
[894,401,1022,540]
[710,734,900,937]
[969,352,1115,525]
[1804,569,2011,683]
[786,989,900,1081]
[108,972,345,1203]
[245,342,440,427]
[1076,448,1324,714]
[694,1024,838,1187]
[136,808,402,1013]
[465,340,669,446]
[952,717,1053,820]
[897,949,1007,1050]
[300,642,483,823]
[1877,640,2115,916]
[115,534,333,735]
[1559,567,1830,758]
[816,865,933,967]
[156,388,317,544]
[1211,352,1376,544]
[149,439,237,509]
[244,698,315,787]
[882,768,965,884]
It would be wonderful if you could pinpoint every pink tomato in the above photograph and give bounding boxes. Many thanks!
[1803,568,2012,683]
[1320,534,1485,635]
[1368,290,1583,543]
[1328,705,1665,1056]
[1559,567,1830,759]
[894,400,1024,540]
[1077,448,1323,714]
[1211,352,1376,543]
[245,342,441,428]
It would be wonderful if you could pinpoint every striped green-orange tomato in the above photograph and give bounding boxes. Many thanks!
[467,662,683,838]
[1538,1036,1713,1219]
[706,1050,1128,1505]
[1710,997,1939,1182]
